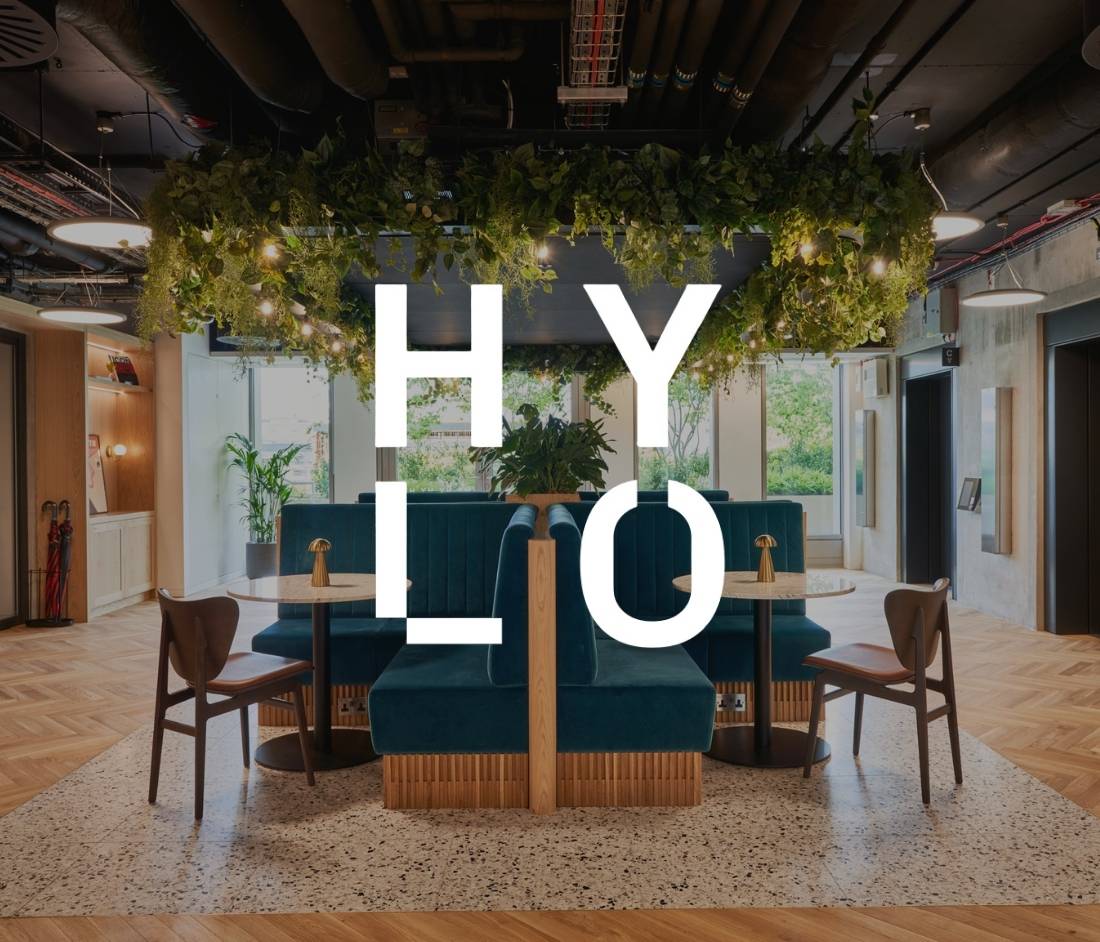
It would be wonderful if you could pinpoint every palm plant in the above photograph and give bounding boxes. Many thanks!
[473,404,614,497]
[225,432,306,543]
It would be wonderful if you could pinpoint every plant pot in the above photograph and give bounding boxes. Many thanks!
[506,492,581,537]
[245,541,278,579]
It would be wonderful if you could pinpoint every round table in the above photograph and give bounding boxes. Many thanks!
[672,570,855,769]
[227,573,409,772]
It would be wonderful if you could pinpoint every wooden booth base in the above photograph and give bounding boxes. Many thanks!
[382,752,703,810]
[258,683,370,728]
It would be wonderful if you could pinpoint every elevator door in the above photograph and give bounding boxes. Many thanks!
[0,329,26,629]
[904,371,954,586]
[1046,338,1100,634]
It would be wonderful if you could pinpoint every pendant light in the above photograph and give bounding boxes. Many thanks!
[46,153,151,250]
[38,306,126,325]
[961,224,1046,308]
[921,155,983,242]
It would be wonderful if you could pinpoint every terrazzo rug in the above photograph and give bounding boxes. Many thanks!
[2,696,1099,916]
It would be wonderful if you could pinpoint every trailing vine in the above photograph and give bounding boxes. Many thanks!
[139,115,935,404]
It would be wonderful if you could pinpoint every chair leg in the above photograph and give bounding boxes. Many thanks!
[239,705,250,768]
[148,711,165,804]
[915,700,931,805]
[946,701,963,785]
[292,685,316,787]
[194,714,207,820]
[803,674,825,779]
[853,691,865,757]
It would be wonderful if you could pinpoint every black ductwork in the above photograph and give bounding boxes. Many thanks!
[659,0,724,125]
[281,0,387,102]
[371,0,524,62]
[0,209,108,271]
[1084,0,1100,69]
[621,0,664,125]
[55,0,273,141]
[930,54,1100,210]
[171,0,326,113]
[638,0,689,126]
[734,0,880,144]
[445,2,569,20]
[709,0,800,135]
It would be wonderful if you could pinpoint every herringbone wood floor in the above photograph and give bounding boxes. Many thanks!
[2,572,1100,939]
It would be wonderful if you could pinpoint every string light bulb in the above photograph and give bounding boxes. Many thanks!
[261,242,280,261]
[258,299,274,316]
[300,321,314,338]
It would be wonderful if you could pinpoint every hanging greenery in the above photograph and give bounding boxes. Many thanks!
[138,112,935,404]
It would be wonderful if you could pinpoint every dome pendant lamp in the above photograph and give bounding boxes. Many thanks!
[46,160,151,250]
[962,224,1046,308]
[921,155,983,242]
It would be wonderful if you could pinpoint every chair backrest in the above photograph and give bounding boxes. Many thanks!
[157,589,238,685]
[884,578,950,671]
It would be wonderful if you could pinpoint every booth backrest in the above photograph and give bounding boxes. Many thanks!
[579,489,729,502]
[486,505,536,686]
[562,500,807,618]
[278,502,520,619]
[357,491,503,503]
[548,506,599,685]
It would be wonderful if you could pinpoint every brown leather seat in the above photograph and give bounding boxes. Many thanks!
[804,643,913,684]
[205,651,311,694]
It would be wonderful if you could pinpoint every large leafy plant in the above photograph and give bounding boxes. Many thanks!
[225,432,305,543]
[473,405,614,497]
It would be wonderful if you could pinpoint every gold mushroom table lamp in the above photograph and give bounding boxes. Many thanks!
[309,538,332,588]
[755,534,777,583]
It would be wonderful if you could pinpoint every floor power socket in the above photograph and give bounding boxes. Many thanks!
[716,692,748,712]
[338,696,369,718]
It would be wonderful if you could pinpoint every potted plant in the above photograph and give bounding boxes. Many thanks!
[225,432,306,578]
[473,404,614,534]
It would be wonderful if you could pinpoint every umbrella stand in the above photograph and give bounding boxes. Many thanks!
[26,500,75,628]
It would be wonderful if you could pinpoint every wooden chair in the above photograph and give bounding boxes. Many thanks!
[801,578,961,803]
[149,589,315,818]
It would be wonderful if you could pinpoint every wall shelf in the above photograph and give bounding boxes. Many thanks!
[87,376,153,395]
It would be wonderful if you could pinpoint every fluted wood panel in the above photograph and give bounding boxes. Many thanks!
[714,679,816,725]
[528,537,557,814]
[382,754,528,809]
[258,683,371,728]
[382,752,702,809]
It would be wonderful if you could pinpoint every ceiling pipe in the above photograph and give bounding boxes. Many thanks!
[444,2,569,20]
[790,0,920,150]
[833,0,978,150]
[713,0,802,140]
[734,0,881,144]
[638,0,690,127]
[929,54,1100,210]
[370,0,524,62]
[1084,0,1100,68]
[620,0,664,125]
[0,209,109,272]
[171,0,326,113]
[0,232,38,258]
[282,0,387,101]
[658,0,725,125]
[702,0,770,126]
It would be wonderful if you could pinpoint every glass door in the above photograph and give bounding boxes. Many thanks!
[0,328,26,629]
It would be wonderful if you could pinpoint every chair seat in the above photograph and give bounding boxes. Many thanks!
[205,651,311,694]
[804,642,913,684]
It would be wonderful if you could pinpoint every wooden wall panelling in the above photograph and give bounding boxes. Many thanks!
[557,752,702,807]
[528,536,556,814]
[33,329,88,622]
[383,754,528,810]
[714,680,817,724]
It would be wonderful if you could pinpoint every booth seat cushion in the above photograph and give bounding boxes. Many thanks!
[705,614,831,683]
[251,617,406,686]
[558,639,715,753]
[367,645,527,755]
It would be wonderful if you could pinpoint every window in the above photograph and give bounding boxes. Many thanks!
[637,372,714,490]
[252,362,331,502]
[397,372,572,491]
[765,360,842,537]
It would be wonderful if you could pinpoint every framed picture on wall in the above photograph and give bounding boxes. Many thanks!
[87,434,108,514]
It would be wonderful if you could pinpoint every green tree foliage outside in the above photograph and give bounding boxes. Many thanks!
[638,373,712,490]
[766,365,834,496]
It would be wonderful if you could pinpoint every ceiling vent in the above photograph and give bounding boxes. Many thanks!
[0,0,58,68]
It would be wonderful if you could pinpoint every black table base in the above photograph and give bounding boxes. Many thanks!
[707,724,830,769]
[255,728,378,772]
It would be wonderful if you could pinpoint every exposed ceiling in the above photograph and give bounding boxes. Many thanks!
[2,0,1099,340]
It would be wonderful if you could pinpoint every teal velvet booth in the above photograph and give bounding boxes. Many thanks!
[358,489,728,503]
[367,504,716,757]
[559,499,830,685]
[251,501,521,686]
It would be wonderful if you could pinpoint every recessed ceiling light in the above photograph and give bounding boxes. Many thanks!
[47,217,152,250]
[38,306,127,325]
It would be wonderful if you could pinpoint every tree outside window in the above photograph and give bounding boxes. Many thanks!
[638,372,713,490]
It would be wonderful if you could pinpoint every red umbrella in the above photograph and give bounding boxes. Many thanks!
[56,500,73,621]
[42,501,61,622]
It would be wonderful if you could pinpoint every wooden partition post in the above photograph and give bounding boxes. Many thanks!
[528,536,556,814]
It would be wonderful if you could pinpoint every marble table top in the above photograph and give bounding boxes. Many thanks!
[226,572,409,604]
[672,570,855,601]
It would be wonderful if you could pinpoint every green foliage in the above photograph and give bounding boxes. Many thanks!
[765,365,834,496]
[224,432,305,542]
[473,404,614,496]
[139,125,935,406]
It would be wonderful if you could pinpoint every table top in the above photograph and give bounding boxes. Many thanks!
[226,572,409,604]
[671,570,856,601]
